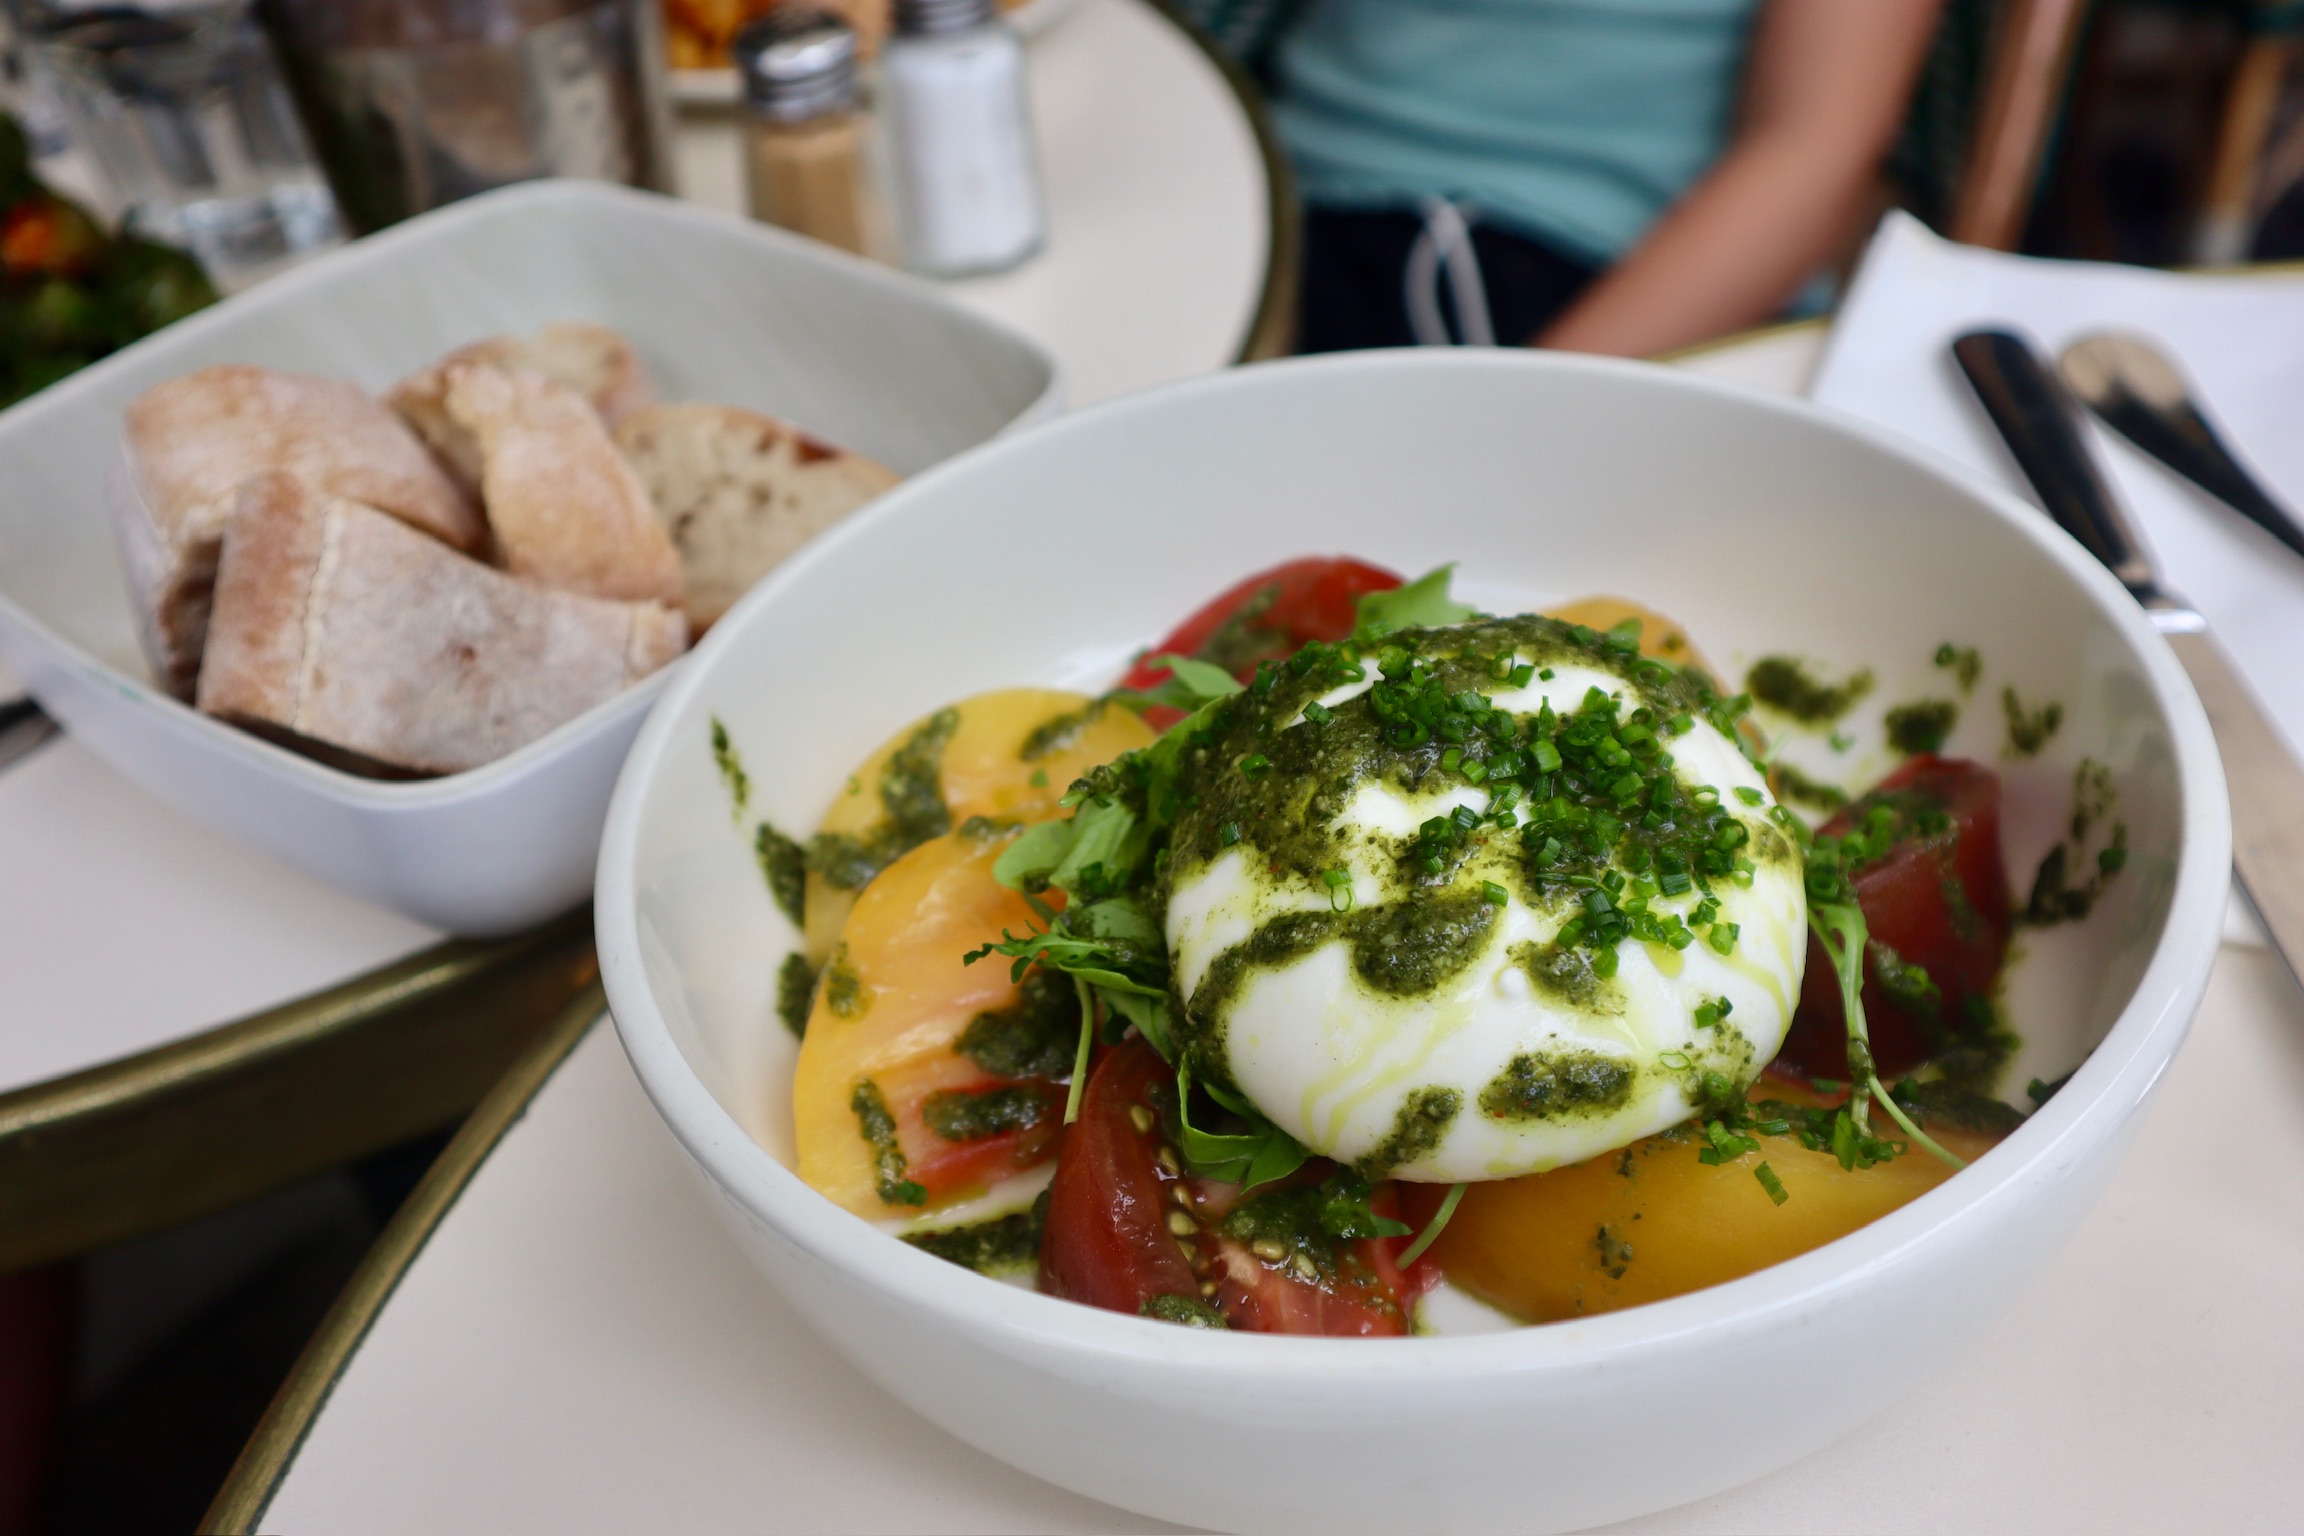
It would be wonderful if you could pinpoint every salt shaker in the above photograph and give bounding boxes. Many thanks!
[880,0,1043,277]
[734,9,884,257]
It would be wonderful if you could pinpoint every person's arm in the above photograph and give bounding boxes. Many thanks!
[1534,0,1944,357]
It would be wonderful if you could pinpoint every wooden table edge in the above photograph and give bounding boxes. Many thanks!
[204,983,607,1536]
[0,912,598,1273]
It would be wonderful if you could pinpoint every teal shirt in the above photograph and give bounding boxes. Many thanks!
[1272,0,1764,263]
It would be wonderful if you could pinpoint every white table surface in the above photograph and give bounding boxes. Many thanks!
[0,0,1269,1099]
[258,325,2304,1533]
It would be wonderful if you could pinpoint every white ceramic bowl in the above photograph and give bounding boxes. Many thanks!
[598,350,2228,1534]
[0,179,1057,936]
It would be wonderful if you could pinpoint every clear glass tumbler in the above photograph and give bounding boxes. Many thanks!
[28,4,344,291]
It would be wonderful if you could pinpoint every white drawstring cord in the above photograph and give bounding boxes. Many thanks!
[1404,198,1497,347]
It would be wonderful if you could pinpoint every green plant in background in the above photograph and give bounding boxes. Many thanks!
[0,114,216,409]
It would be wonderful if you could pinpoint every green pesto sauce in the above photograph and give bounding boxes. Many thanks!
[1192,581,1285,677]
[1511,938,1622,1013]
[1347,890,1499,996]
[2001,687,2064,758]
[1867,939,1941,1019]
[1772,762,1848,812]
[850,1078,925,1206]
[1893,1078,2025,1136]
[1139,1293,1230,1328]
[1164,613,1730,891]
[1477,1050,1635,1123]
[922,1083,1052,1143]
[1884,699,1958,755]
[776,952,817,1039]
[1354,1087,1461,1178]
[1018,699,1107,763]
[1941,871,1984,942]
[754,823,807,928]
[1745,656,1873,724]
[953,967,1080,1080]
[806,708,960,893]
[2024,758,2127,925]
[1933,643,1982,694]
[822,944,867,1019]
[1217,1171,1404,1300]
[905,1190,1049,1275]
[1593,1223,1635,1280]
[709,716,749,817]
[1159,613,1766,1081]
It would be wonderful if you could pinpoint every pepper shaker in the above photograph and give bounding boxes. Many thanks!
[879,0,1043,277]
[734,8,884,258]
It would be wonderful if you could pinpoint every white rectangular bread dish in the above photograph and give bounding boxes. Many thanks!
[0,180,1058,936]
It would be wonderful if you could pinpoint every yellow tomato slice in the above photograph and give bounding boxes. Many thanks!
[793,827,1072,1219]
[802,688,1154,959]
[1425,1088,2002,1321]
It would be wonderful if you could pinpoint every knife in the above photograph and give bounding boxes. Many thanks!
[1953,328,2304,982]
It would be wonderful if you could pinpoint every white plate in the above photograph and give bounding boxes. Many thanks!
[598,349,2230,1533]
[0,179,1057,935]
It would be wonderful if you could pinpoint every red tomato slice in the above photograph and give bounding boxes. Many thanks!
[874,1058,1068,1205]
[1202,1178,1430,1337]
[1040,1038,1200,1314]
[1775,756,2012,1080]
[1120,557,1401,726]
[1041,1038,1431,1334]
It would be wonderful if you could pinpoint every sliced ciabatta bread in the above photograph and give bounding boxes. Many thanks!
[436,362,684,607]
[118,364,482,697]
[196,473,688,777]
[614,402,899,628]
[389,323,655,495]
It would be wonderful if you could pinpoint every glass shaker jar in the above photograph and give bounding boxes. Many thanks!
[733,8,882,258]
[879,0,1043,277]
[25,2,345,292]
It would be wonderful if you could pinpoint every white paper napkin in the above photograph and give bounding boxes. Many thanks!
[1812,212,2304,762]
[1811,212,2304,947]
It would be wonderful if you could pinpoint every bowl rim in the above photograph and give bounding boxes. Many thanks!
[597,345,2231,1374]
[0,178,1062,808]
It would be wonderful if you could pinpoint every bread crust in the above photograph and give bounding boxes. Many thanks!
[442,362,685,607]
[389,323,656,498]
[118,364,482,695]
[615,401,898,627]
[198,473,687,777]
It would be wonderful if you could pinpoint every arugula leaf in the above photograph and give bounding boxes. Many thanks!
[1354,564,1478,636]
[1148,653,1245,700]
[1173,1058,1310,1195]
[992,818,1076,890]
[1110,653,1247,715]
[1810,896,1964,1170]
[1049,796,1145,897]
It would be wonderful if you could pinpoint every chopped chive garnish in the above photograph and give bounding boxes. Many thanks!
[1538,667,1555,680]
[1508,663,1536,688]
[1707,921,1740,955]
[1734,785,1763,805]
[1218,821,1241,847]
[1754,1163,1789,1205]
[1481,881,1509,906]
[1302,700,1333,725]
[1240,753,1271,779]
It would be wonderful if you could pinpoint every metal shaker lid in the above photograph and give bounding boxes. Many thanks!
[893,0,997,37]
[734,8,859,122]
